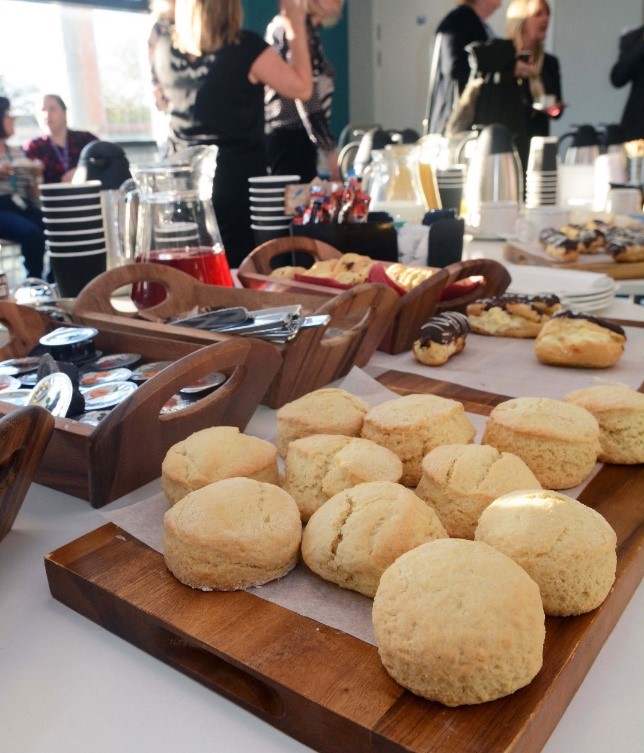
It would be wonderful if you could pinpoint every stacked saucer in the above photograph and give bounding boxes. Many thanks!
[525,136,558,208]
[435,165,466,213]
[249,174,299,245]
[509,266,616,314]
[40,180,107,296]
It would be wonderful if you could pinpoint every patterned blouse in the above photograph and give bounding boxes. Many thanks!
[264,15,336,153]
[24,129,98,184]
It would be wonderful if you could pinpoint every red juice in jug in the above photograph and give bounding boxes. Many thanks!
[131,247,234,308]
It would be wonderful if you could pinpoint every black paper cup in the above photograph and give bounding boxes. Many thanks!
[43,217,104,232]
[39,180,102,197]
[47,238,106,253]
[437,185,464,212]
[40,194,102,209]
[41,206,103,220]
[49,249,107,297]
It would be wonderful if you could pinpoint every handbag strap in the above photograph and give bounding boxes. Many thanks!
[422,32,443,136]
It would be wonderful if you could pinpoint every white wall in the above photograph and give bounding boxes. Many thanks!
[347,0,644,136]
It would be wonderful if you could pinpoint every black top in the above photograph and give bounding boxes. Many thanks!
[152,30,269,154]
[427,4,491,134]
[518,52,563,139]
[610,25,644,140]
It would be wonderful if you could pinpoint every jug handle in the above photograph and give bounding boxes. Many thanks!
[557,131,575,158]
[455,130,478,164]
[119,188,140,263]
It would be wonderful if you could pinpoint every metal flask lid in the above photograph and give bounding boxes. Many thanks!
[477,124,516,155]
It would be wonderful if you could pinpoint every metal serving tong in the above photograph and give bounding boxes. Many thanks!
[170,305,331,344]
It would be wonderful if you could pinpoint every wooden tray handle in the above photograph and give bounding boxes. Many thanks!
[73,263,202,321]
[238,236,342,276]
[0,302,57,359]
[0,405,54,542]
[87,338,282,506]
[435,258,512,313]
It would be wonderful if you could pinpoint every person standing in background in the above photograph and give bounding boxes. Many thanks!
[506,0,563,143]
[24,95,97,184]
[151,0,312,268]
[425,0,502,135]
[148,0,175,156]
[610,24,644,141]
[0,96,46,279]
[265,0,343,182]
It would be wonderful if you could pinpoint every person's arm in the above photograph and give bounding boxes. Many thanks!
[610,27,644,88]
[250,0,312,101]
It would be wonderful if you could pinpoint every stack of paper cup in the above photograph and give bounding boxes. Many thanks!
[39,180,107,296]
[525,137,558,208]
[248,174,299,246]
[435,165,466,213]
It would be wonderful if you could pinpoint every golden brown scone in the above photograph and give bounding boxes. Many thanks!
[306,259,341,277]
[415,443,542,538]
[283,434,403,521]
[336,252,373,282]
[466,293,562,338]
[268,265,309,279]
[482,396,600,489]
[361,393,476,486]
[372,539,545,706]
[301,481,447,597]
[161,426,280,505]
[163,478,302,591]
[535,311,627,368]
[275,388,370,457]
[475,490,617,616]
[412,312,469,366]
[564,384,644,464]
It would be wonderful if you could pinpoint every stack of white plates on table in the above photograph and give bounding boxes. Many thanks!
[507,265,616,314]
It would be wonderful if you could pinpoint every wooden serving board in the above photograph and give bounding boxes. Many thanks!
[44,372,644,753]
[503,241,644,280]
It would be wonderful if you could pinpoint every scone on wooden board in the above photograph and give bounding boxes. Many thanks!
[482,397,600,489]
[275,388,369,457]
[161,426,280,505]
[163,478,302,591]
[466,293,562,338]
[475,490,617,616]
[283,434,403,521]
[564,384,644,464]
[301,481,447,597]
[415,443,542,538]
[412,312,469,366]
[361,393,477,486]
[372,539,545,706]
[535,311,627,369]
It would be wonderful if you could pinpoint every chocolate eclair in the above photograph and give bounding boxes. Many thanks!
[536,310,627,368]
[539,228,580,261]
[466,293,562,338]
[413,312,469,366]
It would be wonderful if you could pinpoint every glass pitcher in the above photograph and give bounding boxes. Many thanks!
[363,144,428,225]
[125,187,233,308]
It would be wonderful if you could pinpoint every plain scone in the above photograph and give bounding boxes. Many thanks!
[564,384,644,464]
[482,397,600,488]
[372,539,545,706]
[415,443,542,538]
[161,426,279,505]
[163,478,302,591]
[475,490,617,616]
[361,394,477,486]
[275,388,370,456]
[301,481,448,597]
[283,434,403,521]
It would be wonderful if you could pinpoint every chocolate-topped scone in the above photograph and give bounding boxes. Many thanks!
[538,228,580,262]
[535,310,627,368]
[466,293,562,338]
[413,312,469,366]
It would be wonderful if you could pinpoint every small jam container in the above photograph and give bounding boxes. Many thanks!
[91,353,142,371]
[80,368,133,388]
[179,371,227,395]
[83,381,138,410]
[39,327,99,363]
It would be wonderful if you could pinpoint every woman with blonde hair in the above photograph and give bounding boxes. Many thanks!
[506,0,563,141]
[265,0,344,182]
[152,0,312,267]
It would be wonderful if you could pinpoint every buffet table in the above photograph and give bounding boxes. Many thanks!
[1,240,643,753]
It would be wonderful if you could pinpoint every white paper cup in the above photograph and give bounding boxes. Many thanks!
[605,187,642,215]
[471,201,519,236]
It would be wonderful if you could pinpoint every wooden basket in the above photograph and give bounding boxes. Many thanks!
[72,263,400,408]
[237,237,511,354]
[0,301,282,507]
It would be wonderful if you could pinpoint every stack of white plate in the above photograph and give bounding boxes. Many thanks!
[507,266,616,313]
